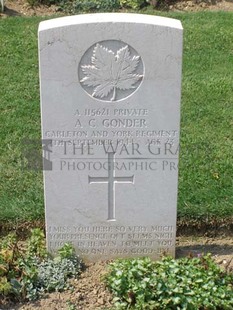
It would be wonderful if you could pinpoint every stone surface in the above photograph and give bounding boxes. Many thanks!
[39,13,183,261]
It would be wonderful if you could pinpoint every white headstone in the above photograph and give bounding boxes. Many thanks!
[39,13,183,261]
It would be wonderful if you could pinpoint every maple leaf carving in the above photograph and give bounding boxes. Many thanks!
[80,44,143,101]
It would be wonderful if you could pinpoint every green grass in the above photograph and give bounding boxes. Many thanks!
[0,17,44,221]
[0,12,232,224]
[177,12,233,220]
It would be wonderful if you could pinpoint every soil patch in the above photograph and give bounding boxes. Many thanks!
[168,0,233,12]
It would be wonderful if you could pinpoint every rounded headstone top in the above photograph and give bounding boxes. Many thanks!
[38,13,183,32]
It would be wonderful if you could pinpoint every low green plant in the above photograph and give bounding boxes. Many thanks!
[0,233,20,297]
[105,255,233,309]
[37,255,81,291]
[66,300,77,310]
[27,228,47,258]
[26,0,62,7]
[60,0,121,13]
[119,0,146,9]
[0,229,82,301]
[0,276,12,295]
[58,242,76,259]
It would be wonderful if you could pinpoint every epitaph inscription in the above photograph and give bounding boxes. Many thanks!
[48,224,175,258]
[39,14,183,261]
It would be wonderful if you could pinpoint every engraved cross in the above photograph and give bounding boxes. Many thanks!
[88,152,134,221]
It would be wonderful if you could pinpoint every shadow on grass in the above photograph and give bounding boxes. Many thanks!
[176,243,233,257]
[2,6,21,16]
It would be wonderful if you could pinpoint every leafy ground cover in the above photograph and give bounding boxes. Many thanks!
[0,12,232,228]
[106,255,233,309]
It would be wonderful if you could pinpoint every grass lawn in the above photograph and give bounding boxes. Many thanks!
[0,11,232,225]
